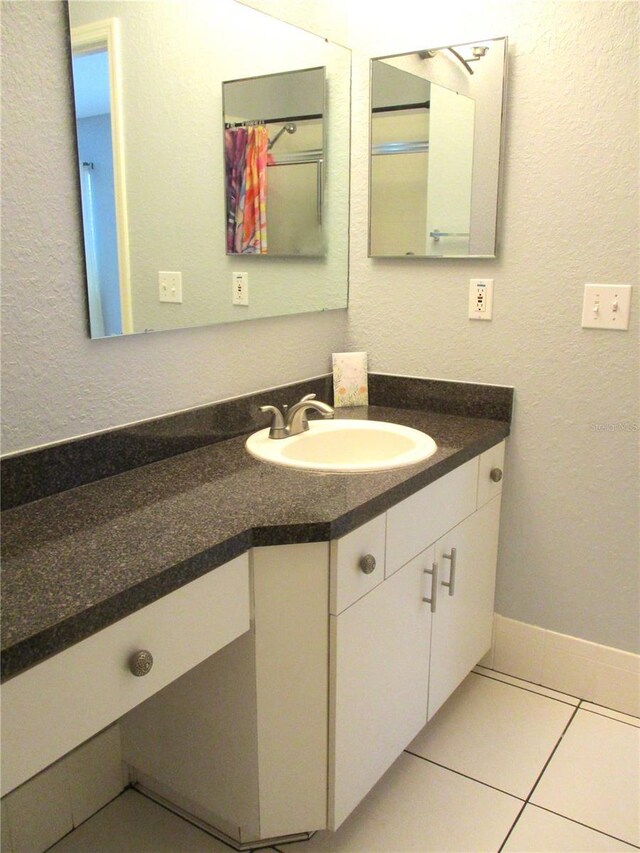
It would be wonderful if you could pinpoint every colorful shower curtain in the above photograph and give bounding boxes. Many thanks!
[225,125,269,254]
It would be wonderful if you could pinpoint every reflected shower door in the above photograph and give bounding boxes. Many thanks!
[425,84,475,256]
[266,160,323,256]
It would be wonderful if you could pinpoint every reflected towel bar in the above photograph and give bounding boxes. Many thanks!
[430,230,470,241]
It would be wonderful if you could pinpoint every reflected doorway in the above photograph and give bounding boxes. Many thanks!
[71,19,132,336]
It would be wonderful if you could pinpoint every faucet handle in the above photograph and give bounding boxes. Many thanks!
[297,393,316,403]
[259,405,288,439]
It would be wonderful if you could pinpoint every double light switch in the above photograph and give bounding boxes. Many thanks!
[581,284,631,330]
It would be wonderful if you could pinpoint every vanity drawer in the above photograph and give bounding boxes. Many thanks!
[0,553,250,797]
[330,514,386,615]
[385,457,479,577]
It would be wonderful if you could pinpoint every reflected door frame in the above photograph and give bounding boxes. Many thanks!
[70,18,133,334]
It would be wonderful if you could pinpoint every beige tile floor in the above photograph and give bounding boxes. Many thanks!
[48,669,640,853]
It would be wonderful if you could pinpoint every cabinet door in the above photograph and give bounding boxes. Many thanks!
[329,549,433,830]
[386,458,478,578]
[428,495,501,720]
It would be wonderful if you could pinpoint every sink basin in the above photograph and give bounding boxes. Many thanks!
[245,419,437,473]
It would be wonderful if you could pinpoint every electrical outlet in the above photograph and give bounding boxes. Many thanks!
[232,272,249,306]
[469,279,494,320]
[158,271,182,303]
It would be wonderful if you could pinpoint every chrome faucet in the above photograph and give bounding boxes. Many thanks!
[260,394,334,439]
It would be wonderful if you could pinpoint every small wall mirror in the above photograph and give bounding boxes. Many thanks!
[224,67,325,257]
[369,37,508,258]
[67,0,350,338]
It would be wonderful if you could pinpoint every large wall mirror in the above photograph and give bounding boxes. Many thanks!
[369,37,508,258]
[67,0,351,338]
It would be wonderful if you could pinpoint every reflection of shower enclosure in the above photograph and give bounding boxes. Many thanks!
[370,111,430,256]
[370,67,476,257]
[267,151,323,256]
[223,67,326,257]
[425,84,475,257]
[224,119,324,256]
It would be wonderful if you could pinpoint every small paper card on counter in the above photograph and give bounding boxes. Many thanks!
[332,352,368,407]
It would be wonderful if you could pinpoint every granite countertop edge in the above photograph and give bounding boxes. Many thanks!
[1,411,509,683]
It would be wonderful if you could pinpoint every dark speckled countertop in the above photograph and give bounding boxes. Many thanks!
[1,393,511,682]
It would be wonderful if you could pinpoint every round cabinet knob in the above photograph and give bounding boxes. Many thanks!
[359,554,377,575]
[490,467,503,483]
[129,650,153,677]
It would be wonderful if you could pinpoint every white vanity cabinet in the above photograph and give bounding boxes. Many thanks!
[329,442,505,828]
[118,441,505,845]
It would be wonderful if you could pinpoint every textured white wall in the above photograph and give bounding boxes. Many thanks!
[0,1,347,453]
[2,1,638,655]
[249,0,639,653]
[345,0,640,653]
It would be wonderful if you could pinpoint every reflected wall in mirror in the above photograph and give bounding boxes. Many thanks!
[224,67,325,257]
[369,37,508,258]
[67,1,351,338]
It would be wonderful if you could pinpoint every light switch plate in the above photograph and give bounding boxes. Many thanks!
[581,284,631,330]
[158,271,183,303]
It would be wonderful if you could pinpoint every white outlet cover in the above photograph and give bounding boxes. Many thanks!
[581,284,631,330]
[469,278,494,320]
[232,271,249,306]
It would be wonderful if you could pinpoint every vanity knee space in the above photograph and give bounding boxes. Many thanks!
[0,554,251,798]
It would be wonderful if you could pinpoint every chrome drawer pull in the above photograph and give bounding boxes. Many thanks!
[441,547,457,596]
[129,650,154,677]
[359,554,377,575]
[423,562,439,613]
[490,467,503,483]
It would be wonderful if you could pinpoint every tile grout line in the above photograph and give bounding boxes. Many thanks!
[527,803,640,849]
[496,800,528,853]
[403,750,526,802]
[524,701,582,804]
[476,666,640,723]
[580,706,640,730]
[497,701,583,851]
[472,668,579,707]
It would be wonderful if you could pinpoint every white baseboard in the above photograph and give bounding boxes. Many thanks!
[480,615,640,717]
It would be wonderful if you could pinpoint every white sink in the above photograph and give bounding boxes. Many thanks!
[245,419,437,473]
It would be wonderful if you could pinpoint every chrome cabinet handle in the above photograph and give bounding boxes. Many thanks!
[129,650,153,677]
[490,467,503,483]
[441,548,457,596]
[423,562,439,613]
[359,554,377,575]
